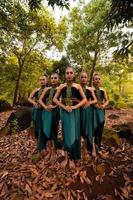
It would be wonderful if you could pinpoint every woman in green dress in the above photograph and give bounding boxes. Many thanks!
[80,72,97,157]
[38,73,60,159]
[28,75,47,140]
[53,67,87,168]
[93,74,109,155]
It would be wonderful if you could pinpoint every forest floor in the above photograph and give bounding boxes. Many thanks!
[0,109,133,200]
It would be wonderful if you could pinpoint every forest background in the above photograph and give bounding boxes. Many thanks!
[0,0,133,108]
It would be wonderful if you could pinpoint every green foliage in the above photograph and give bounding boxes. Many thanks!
[28,0,69,9]
[0,0,67,104]
[50,56,70,81]
[107,0,133,58]
[103,128,121,147]
[10,119,20,134]
[28,0,42,9]
[32,153,40,163]
[115,95,133,109]
[115,98,128,109]
[67,0,111,84]
[108,0,133,27]
[0,0,133,108]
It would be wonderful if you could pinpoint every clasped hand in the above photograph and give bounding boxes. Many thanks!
[64,105,77,112]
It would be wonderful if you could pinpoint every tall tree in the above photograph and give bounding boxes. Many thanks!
[108,0,133,27]
[107,0,133,57]
[0,0,67,105]
[28,0,69,9]
[67,0,110,85]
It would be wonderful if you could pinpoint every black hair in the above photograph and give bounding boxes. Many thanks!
[93,73,100,81]
[80,71,88,77]
[65,66,75,73]
[51,72,59,78]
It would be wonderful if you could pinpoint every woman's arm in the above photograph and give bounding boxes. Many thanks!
[83,87,97,108]
[72,84,87,109]
[28,88,38,108]
[53,85,72,112]
[53,85,66,110]
[89,87,97,105]
[38,88,50,111]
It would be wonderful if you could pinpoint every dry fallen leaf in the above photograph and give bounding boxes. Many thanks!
[50,183,57,191]
[96,175,100,182]
[84,176,92,185]
[120,186,129,199]
[0,170,8,178]
[70,189,77,198]
[97,194,113,200]
[83,192,88,200]
[123,173,131,182]
[0,182,8,197]
[25,184,32,195]
[43,192,53,198]
[0,109,133,200]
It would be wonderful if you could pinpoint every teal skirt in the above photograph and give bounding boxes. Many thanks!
[60,108,81,160]
[92,107,105,131]
[38,107,60,150]
[81,106,93,144]
[32,107,42,139]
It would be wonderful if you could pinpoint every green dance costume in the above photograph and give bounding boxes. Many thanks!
[60,85,81,160]
[38,87,60,150]
[93,87,105,149]
[81,86,94,152]
[32,87,44,139]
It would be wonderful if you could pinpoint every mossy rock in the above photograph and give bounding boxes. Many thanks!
[0,106,32,137]
[103,128,121,147]
[112,122,133,145]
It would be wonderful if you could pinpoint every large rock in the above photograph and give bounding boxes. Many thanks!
[0,106,32,136]
[112,122,133,145]
[103,128,121,147]
[15,100,32,107]
[108,114,119,119]
[0,99,13,112]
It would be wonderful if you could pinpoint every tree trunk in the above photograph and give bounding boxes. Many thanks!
[89,49,98,86]
[89,31,101,86]
[13,61,23,106]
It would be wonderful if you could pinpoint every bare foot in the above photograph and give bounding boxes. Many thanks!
[69,160,75,168]
[50,150,57,161]
[57,149,65,157]
[98,150,104,156]
[44,151,51,161]
[39,150,45,158]
[92,149,97,157]
[60,159,68,168]
[83,149,89,160]
[75,160,81,167]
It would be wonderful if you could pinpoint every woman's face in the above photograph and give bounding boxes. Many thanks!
[39,76,47,86]
[80,72,88,85]
[51,74,59,86]
[65,68,75,82]
[93,75,101,87]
